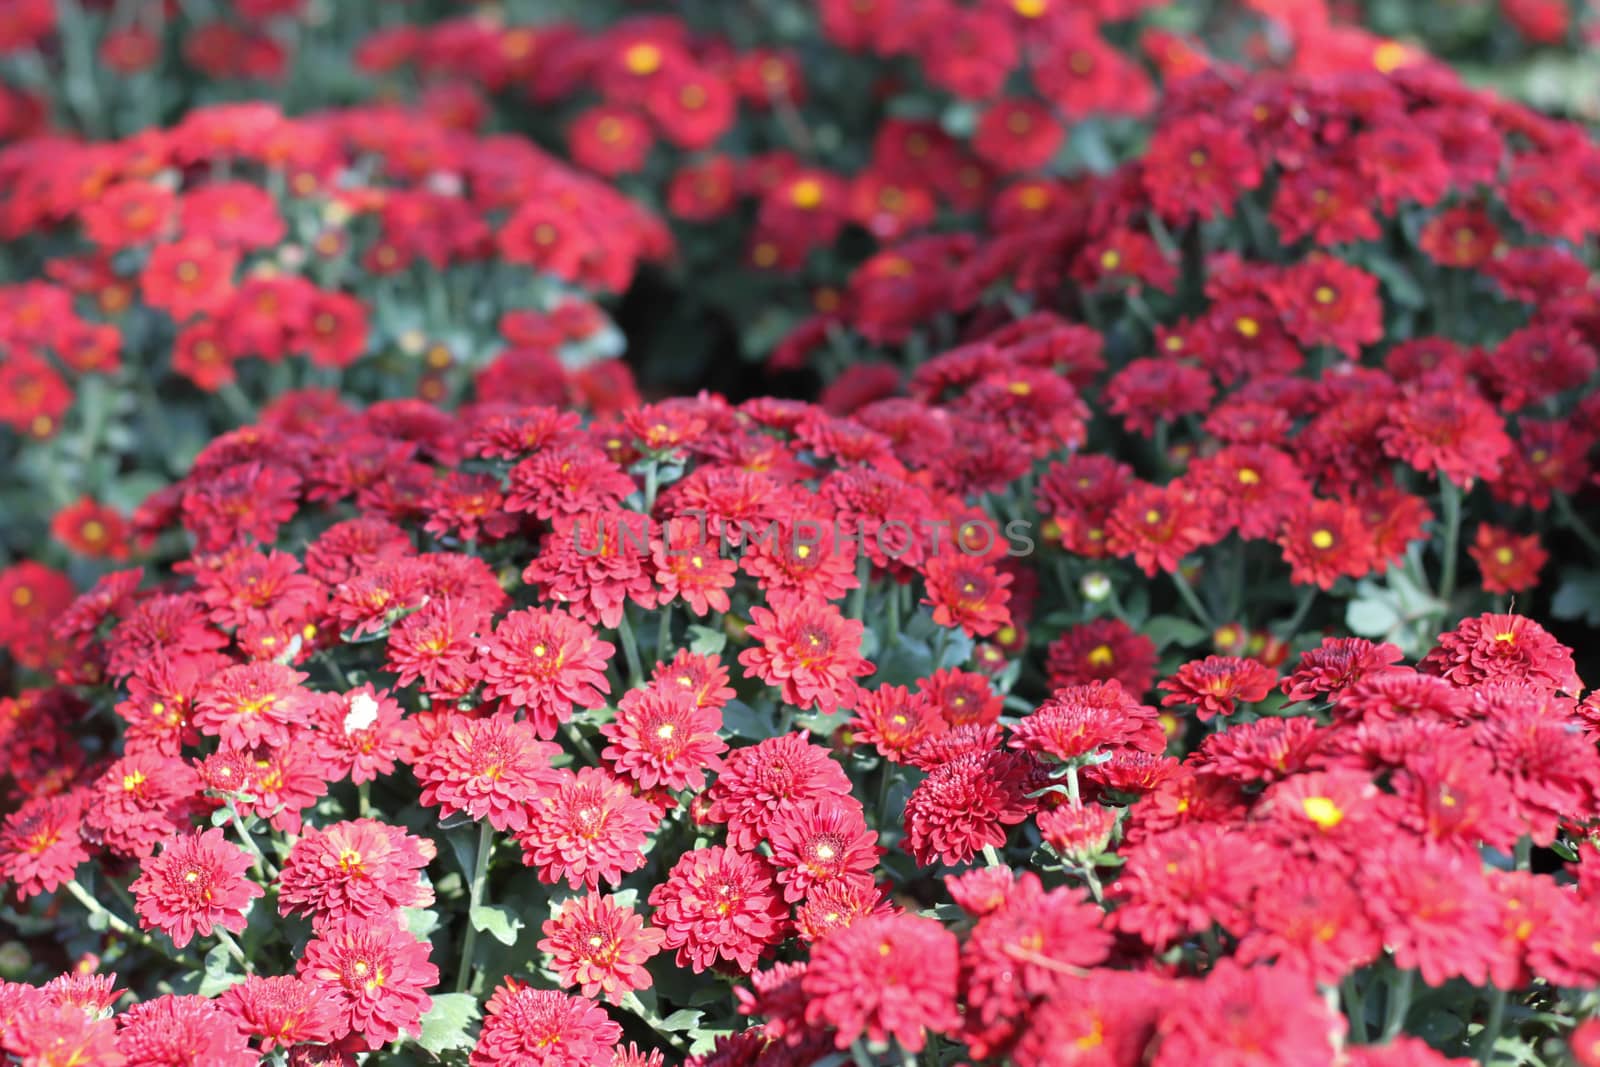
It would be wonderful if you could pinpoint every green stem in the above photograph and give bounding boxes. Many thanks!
[874,761,895,830]
[214,927,252,973]
[849,1040,877,1067]
[455,820,494,994]
[1342,976,1369,1042]
[64,879,201,970]
[655,604,673,663]
[643,460,660,514]
[887,580,902,644]
[563,723,601,766]
[1437,476,1463,609]
[1554,492,1600,559]
[1477,986,1507,1064]
[358,781,372,818]
[931,625,950,669]
[228,802,276,881]
[615,609,644,689]
[1276,585,1317,640]
[848,558,871,621]
[1382,968,1414,1041]
[1065,763,1081,806]
[1169,568,1215,630]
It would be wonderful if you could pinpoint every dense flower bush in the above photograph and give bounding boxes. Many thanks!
[2,1,1600,1065]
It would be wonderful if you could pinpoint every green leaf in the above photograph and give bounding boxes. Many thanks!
[1551,570,1600,626]
[1360,252,1427,310]
[1346,597,1401,638]
[402,907,440,941]
[197,943,242,997]
[687,624,726,656]
[659,1009,703,1032]
[469,904,522,947]
[1141,614,1210,651]
[415,992,480,1056]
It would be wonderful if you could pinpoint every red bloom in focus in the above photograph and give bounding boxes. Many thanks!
[1105,483,1214,577]
[413,712,562,832]
[278,819,435,929]
[50,498,130,559]
[192,662,312,748]
[766,798,882,903]
[738,594,872,715]
[1418,613,1581,695]
[1280,637,1404,703]
[115,994,257,1067]
[599,683,727,792]
[847,683,946,761]
[478,607,614,739]
[920,552,1013,638]
[1468,525,1547,595]
[218,975,342,1052]
[1276,497,1378,590]
[1159,655,1276,721]
[903,749,1034,867]
[537,893,665,1003]
[705,733,853,850]
[470,982,621,1067]
[517,767,658,890]
[85,751,203,859]
[299,917,439,1049]
[0,793,90,900]
[801,913,959,1053]
[131,827,263,948]
[649,845,789,974]
[1015,680,1166,761]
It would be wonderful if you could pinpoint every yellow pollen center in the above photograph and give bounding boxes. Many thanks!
[1311,529,1334,550]
[1301,795,1344,829]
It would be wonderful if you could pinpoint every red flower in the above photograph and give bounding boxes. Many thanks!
[1233,859,1381,984]
[49,498,130,560]
[537,893,666,1003]
[0,792,90,900]
[522,512,659,629]
[1110,826,1271,947]
[1418,612,1581,695]
[1276,497,1378,590]
[1268,255,1383,358]
[114,994,257,1067]
[192,662,312,748]
[765,798,882,903]
[918,668,1004,728]
[308,685,409,786]
[599,683,727,792]
[384,596,486,701]
[413,712,562,832]
[84,751,203,859]
[140,237,238,321]
[277,819,435,929]
[1468,525,1547,595]
[1280,637,1404,702]
[704,733,853,850]
[902,749,1033,867]
[1014,680,1166,761]
[1379,382,1512,486]
[517,767,658,890]
[738,593,873,715]
[131,827,264,949]
[218,975,342,1051]
[1152,960,1343,1066]
[299,917,439,1049]
[653,517,738,616]
[972,99,1062,172]
[1105,482,1215,577]
[846,683,946,761]
[801,913,959,1052]
[649,846,788,974]
[920,552,1013,638]
[1358,839,1505,987]
[478,607,614,739]
[1143,114,1261,222]
[1159,655,1277,721]
[470,982,622,1067]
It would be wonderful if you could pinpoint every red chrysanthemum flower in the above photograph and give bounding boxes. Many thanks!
[1105,482,1215,577]
[740,516,860,602]
[1379,384,1512,487]
[191,662,312,749]
[278,819,436,929]
[478,608,614,739]
[131,827,263,949]
[653,517,738,616]
[537,893,666,1004]
[3,999,122,1066]
[1142,115,1261,223]
[918,667,1004,727]
[1110,826,1271,947]
[522,511,659,629]
[704,734,853,850]
[902,749,1033,867]
[1280,637,1405,703]
[765,798,882,903]
[846,684,946,761]
[1468,524,1548,595]
[1357,838,1505,987]
[648,846,789,974]
[83,751,203,860]
[469,981,622,1067]
[517,767,659,890]
[1159,655,1277,722]
[1276,497,1378,590]
[1232,859,1382,984]
[114,994,257,1067]
[413,712,562,832]
[299,916,439,1050]
[1044,617,1159,696]
[1418,613,1581,695]
[0,793,90,900]
[920,552,1012,638]
[384,596,486,701]
[308,685,409,786]
[801,913,959,1053]
[794,879,895,944]
[1013,680,1166,762]
[738,593,872,715]
[1152,960,1343,1066]
[217,975,342,1052]
[599,683,727,793]
[1268,255,1383,358]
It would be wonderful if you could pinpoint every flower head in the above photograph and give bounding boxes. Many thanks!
[537,893,665,1003]
[131,827,263,949]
